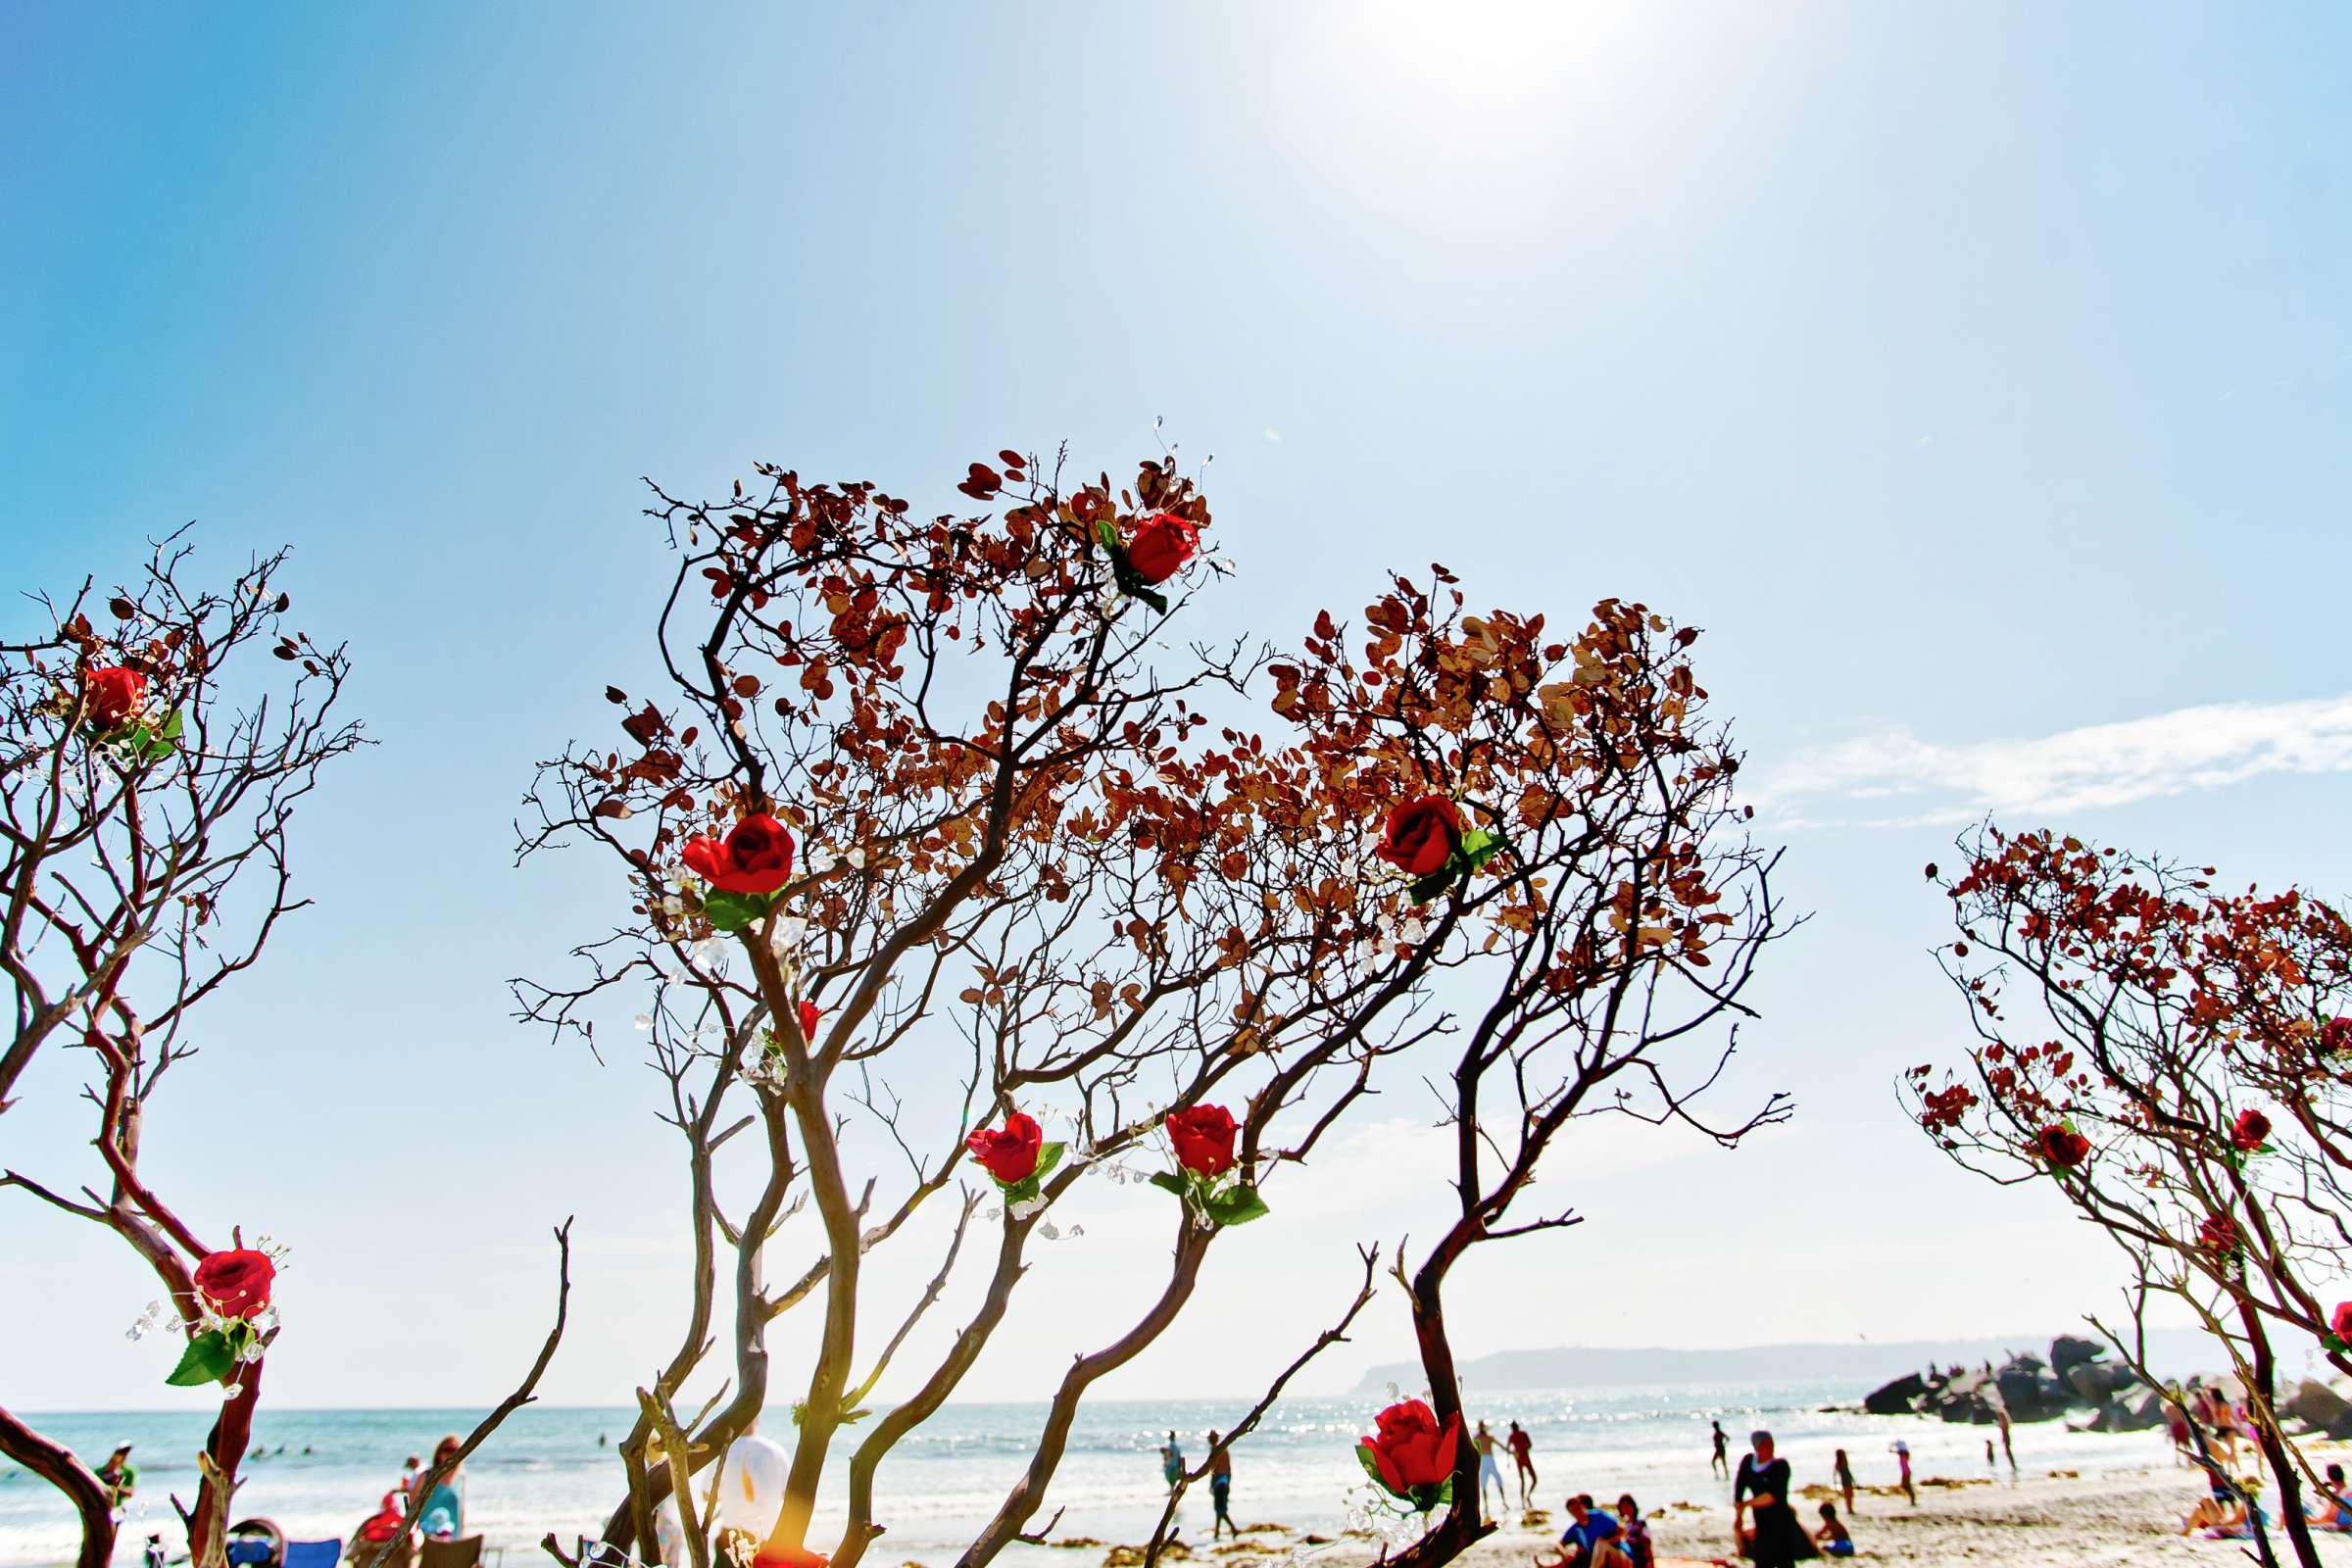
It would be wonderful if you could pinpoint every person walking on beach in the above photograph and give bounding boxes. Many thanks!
[1204,1431,1236,1539]
[98,1445,139,1515]
[1159,1431,1185,1495]
[1732,1432,1810,1568]
[1710,1420,1729,1480]
[1890,1440,1915,1508]
[1994,1405,2016,1481]
[1474,1421,1508,1519]
[1831,1448,1855,1515]
[1507,1421,1537,1509]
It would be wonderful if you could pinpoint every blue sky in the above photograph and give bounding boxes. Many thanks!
[4,1,2350,1413]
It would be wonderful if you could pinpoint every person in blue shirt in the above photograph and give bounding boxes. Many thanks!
[1539,1494,1630,1568]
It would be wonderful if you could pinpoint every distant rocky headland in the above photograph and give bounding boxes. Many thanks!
[1350,1328,2226,1396]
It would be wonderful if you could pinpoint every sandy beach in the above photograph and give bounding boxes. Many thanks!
[1431,1465,2352,1568]
[1076,1463,2352,1568]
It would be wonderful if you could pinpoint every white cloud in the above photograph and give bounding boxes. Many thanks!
[1755,691,2352,829]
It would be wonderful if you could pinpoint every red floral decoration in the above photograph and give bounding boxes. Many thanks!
[798,1001,821,1041]
[1375,796,1464,879]
[84,665,147,731]
[2197,1214,2241,1253]
[682,814,798,896]
[1356,1397,1462,1507]
[1167,1103,1239,1177]
[2230,1108,2272,1152]
[2034,1125,2089,1168]
[966,1110,1044,1185]
[1124,514,1199,586]
[193,1248,275,1320]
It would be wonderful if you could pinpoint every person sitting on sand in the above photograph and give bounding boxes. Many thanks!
[2309,1463,2352,1532]
[1613,1494,1652,1568]
[1534,1494,1629,1568]
[1813,1501,1853,1559]
[2181,1474,2265,1540]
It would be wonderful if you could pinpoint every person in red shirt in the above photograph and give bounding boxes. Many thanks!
[1506,1422,1538,1509]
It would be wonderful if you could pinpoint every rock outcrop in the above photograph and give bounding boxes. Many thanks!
[1861,1338,2143,1427]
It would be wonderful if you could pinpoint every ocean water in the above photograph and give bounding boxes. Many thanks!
[1,1384,2171,1568]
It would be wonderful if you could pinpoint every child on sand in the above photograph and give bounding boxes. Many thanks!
[1813,1502,1853,1558]
[1614,1494,1653,1568]
[1890,1440,1916,1507]
[2308,1463,2352,1532]
[1832,1448,1855,1515]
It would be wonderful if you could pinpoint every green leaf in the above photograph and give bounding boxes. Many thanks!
[1032,1142,1066,1182]
[1457,828,1504,875]
[1204,1185,1270,1227]
[165,1330,235,1388]
[1002,1174,1041,1206]
[1094,517,1121,554]
[1148,1171,1187,1197]
[701,889,778,933]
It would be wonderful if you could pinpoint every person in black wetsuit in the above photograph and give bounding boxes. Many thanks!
[1733,1430,1815,1568]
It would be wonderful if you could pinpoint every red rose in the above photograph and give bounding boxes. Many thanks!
[1124,514,1199,586]
[1375,795,1464,879]
[1360,1398,1462,1496]
[798,1001,821,1041]
[754,1550,828,1568]
[2333,1301,2352,1343]
[2230,1108,2271,1152]
[682,814,798,896]
[1167,1103,1239,1177]
[2197,1214,2240,1252]
[85,666,147,731]
[2034,1125,2089,1168]
[966,1110,1043,1184]
[194,1248,275,1319]
[2325,1017,2352,1055]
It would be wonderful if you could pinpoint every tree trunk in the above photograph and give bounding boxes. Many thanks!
[2238,1309,2323,1568]
[188,1361,265,1568]
[1379,1228,1494,1568]
[0,1406,117,1568]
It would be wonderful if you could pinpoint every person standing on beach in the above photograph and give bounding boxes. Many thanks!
[1732,1432,1808,1568]
[1994,1406,2016,1481]
[1710,1421,1729,1480]
[1204,1431,1236,1539]
[1890,1440,1915,1508]
[1474,1421,1508,1518]
[420,1435,466,1538]
[1506,1421,1538,1509]
[1832,1448,1855,1515]
[98,1445,139,1515]
[1160,1431,1185,1495]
